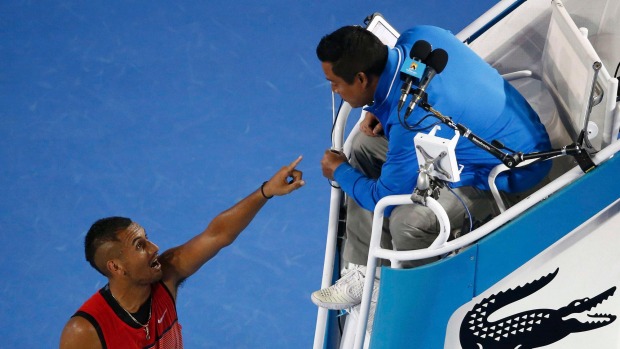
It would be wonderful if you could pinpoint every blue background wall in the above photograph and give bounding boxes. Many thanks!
[0,1,497,347]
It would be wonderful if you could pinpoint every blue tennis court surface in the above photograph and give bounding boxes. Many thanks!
[0,1,497,347]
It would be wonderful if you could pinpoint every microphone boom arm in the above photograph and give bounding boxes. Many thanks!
[419,101,596,173]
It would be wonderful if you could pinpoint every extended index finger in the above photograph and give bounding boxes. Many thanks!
[287,155,303,170]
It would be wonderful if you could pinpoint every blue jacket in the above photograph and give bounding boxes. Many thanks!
[334,26,551,214]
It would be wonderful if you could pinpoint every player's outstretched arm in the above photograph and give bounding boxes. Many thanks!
[160,156,305,296]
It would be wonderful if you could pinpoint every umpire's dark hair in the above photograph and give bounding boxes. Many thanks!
[316,25,387,84]
[84,216,132,276]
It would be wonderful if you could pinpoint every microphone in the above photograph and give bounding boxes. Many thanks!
[404,48,449,118]
[398,40,432,112]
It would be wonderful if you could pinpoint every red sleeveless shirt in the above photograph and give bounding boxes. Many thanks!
[74,282,183,348]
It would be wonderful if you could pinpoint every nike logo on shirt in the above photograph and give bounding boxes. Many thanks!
[158,309,168,324]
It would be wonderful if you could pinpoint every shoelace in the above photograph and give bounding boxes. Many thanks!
[336,267,365,285]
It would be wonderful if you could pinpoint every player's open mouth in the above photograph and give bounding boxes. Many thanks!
[150,257,161,270]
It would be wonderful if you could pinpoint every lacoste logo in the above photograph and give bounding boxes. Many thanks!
[157,309,168,324]
[459,268,616,348]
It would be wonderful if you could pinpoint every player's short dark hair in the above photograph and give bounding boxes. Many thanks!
[84,216,131,276]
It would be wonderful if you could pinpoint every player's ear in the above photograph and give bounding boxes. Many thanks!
[107,259,125,277]
[357,72,366,85]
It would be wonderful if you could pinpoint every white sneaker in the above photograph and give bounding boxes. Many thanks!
[311,265,366,310]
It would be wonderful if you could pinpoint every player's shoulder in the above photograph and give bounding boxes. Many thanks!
[59,315,102,349]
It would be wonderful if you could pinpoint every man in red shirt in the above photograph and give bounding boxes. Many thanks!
[60,157,305,348]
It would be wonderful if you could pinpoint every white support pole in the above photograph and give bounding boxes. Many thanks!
[313,100,353,349]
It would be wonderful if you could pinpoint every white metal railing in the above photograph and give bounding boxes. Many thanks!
[352,195,451,346]
[488,158,538,213]
[457,0,525,43]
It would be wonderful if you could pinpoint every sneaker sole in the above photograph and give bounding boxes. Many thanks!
[311,293,360,310]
